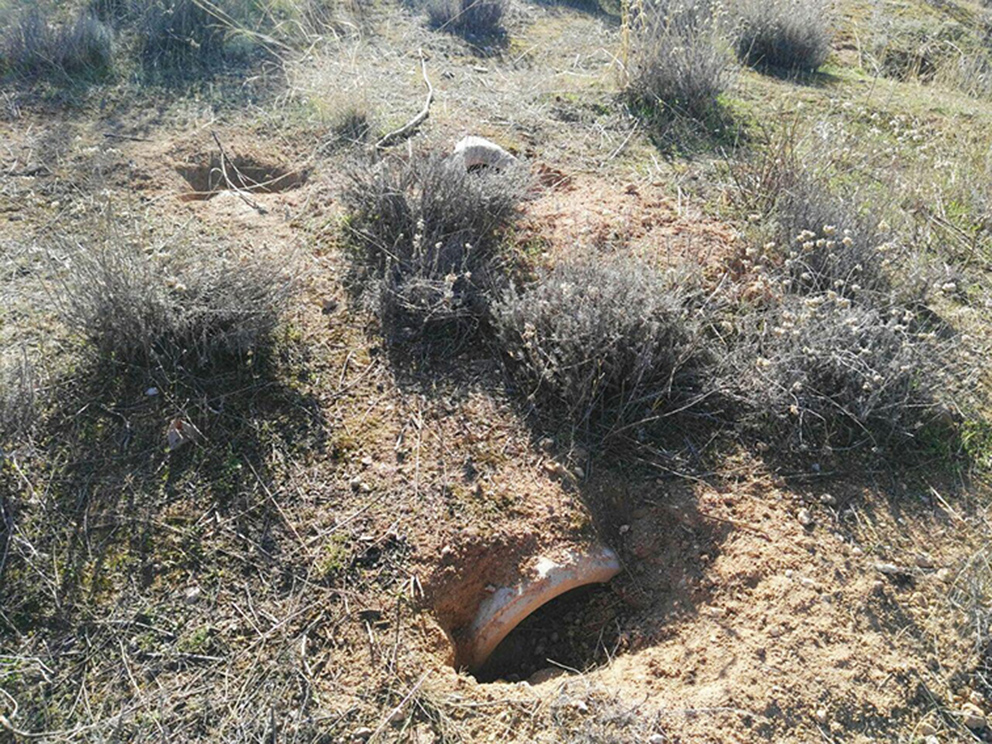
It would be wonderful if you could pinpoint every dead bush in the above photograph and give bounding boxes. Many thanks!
[343,152,526,346]
[494,255,717,440]
[56,220,298,372]
[135,0,229,73]
[0,7,114,79]
[731,294,950,454]
[727,142,897,307]
[624,0,731,123]
[426,0,508,40]
[732,0,832,73]
[0,353,38,451]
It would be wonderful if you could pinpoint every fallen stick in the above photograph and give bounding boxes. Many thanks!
[375,49,433,150]
[211,131,268,215]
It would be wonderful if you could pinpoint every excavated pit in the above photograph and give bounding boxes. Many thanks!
[438,544,622,680]
[176,154,308,201]
[472,583,623,683]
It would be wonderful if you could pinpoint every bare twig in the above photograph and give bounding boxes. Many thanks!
[375,50,433,150]
[211,131,268,215]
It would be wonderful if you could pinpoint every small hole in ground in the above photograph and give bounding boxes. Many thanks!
[176,154,308,200]
[471,584,624,683]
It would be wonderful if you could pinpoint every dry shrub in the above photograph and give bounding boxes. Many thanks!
[494,255,716,440]
[343,152,526,345]
[56,220,298,371]
[0,353,37,450]
[624,0,730,122]
[731,294,950,453]
[0,7,114,79]
[134,0,229,73]
[727,138,896,307]
[732,0,832,73]
[425,0,509,39]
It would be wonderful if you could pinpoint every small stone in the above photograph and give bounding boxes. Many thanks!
[800,577,817,588]
[146,387,159,397]
[353,727,374,740]
[573,466,585,479]
[960,702,986,730]
[815,708,828,724]
[646,735,667,744]
[784,569,794,578]
[851,547,864,556]
[184,586,201,603]
[484,584,497,593]
[619,524,631,535]
[936,568,954,584]
[819,493,837,506]
[349,476,363,491]
[797,508,813,527]
[570,699,589,713]
[361,456,374,468]
[915,553,935,569]
[970,690,986,707]
[874,562,904,576]
[539,437,555,452]
[924,736,939,744]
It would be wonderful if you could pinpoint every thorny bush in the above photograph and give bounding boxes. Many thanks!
[0,6,114,79]
[426,0,509,39]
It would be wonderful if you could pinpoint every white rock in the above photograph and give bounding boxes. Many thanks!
[451,136,516,171]
[819,493,837,506]
[797,508,813,526]
[646,735,667,744]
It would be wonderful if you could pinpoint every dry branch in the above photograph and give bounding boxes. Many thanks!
[211,131,268,215]
[375,49,433,150]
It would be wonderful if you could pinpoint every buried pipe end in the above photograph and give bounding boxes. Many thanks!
[452,545,621,672]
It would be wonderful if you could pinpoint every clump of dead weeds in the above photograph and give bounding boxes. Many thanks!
[342,151,527,351]
[494,253,723,445]
[55,212,299,375]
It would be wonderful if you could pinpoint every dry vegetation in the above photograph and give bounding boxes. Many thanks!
[3,0,992,741]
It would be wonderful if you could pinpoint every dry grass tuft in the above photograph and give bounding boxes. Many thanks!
[425,0,509,39]
[624,0,730,123]
[343,152,527,347]
[0,352,38,450]
[55,217,298,372]
[495,255,718,441]
[732,0,832,73]
[0,6,114,80]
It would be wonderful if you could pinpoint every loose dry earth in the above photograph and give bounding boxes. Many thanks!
[3,0,992,742]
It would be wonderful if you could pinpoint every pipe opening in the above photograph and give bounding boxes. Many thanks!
[470,583,623,683]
